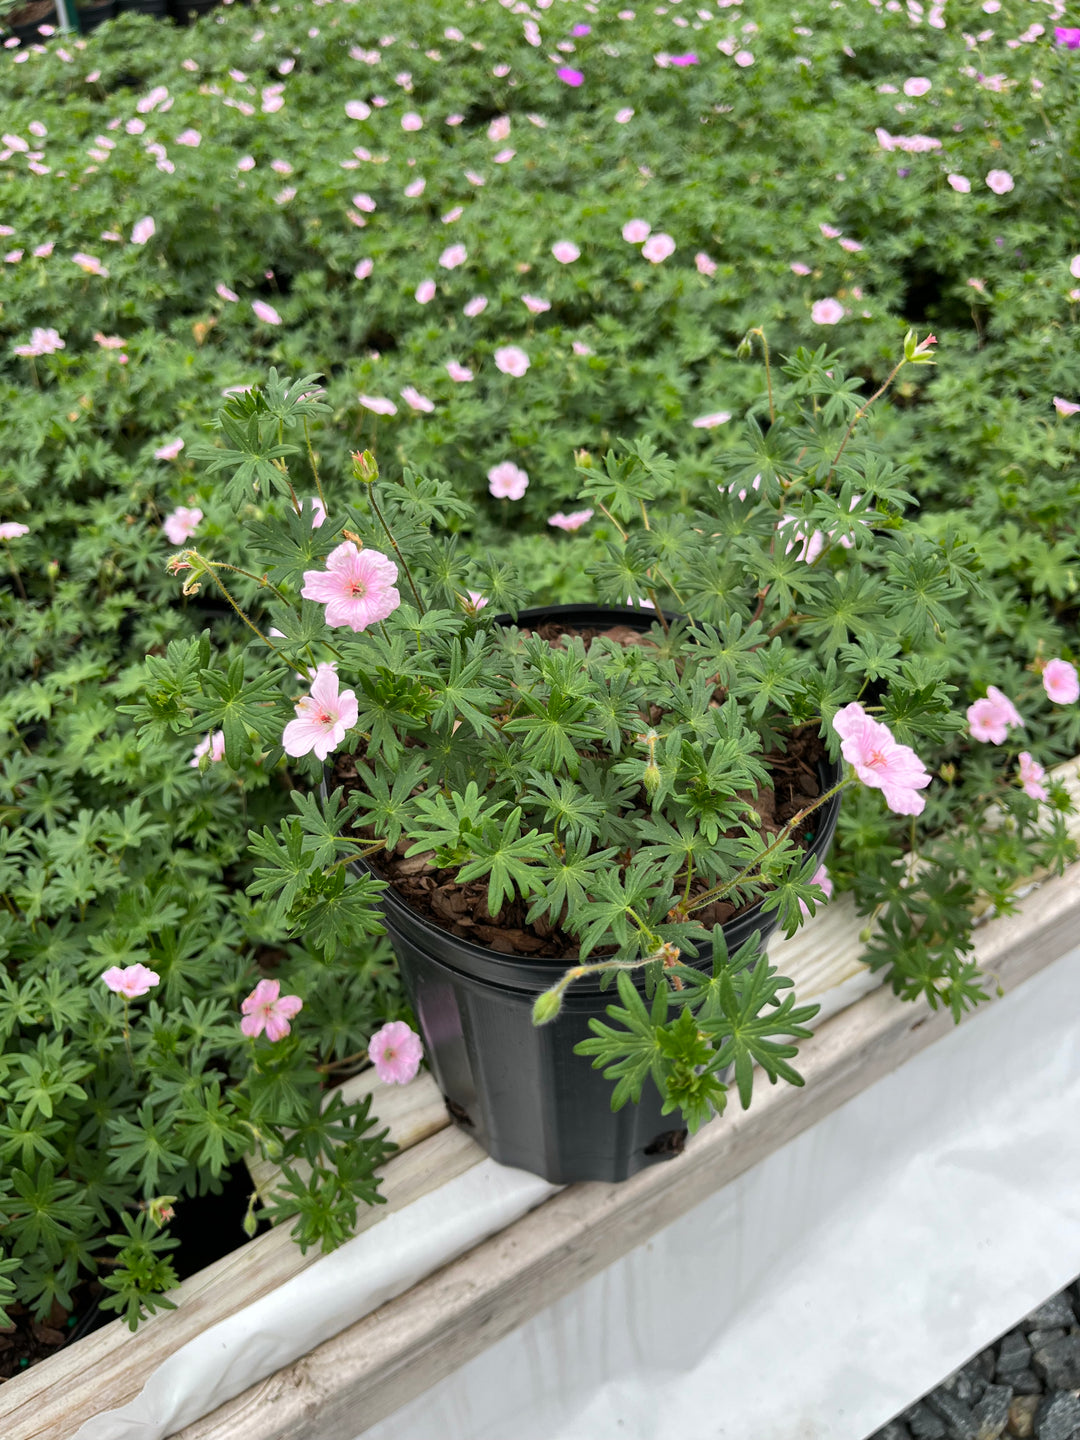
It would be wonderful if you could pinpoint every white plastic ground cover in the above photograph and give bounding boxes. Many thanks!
[360,943,1080,1440]
[70,1163,558,1440]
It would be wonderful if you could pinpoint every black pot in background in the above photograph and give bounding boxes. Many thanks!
[168,0,217,23]
[342,604,843,1184]
[116,0,168,15]
[77,0,115,30]
[7,2,57,41]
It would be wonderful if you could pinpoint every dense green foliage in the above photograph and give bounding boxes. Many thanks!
[1,0,1078,1335]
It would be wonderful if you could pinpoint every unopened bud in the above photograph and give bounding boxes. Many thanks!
[939,762,956,784]
[147,1195,177,1227]
[643,761,661,796]
[532,987,563,1026]
[735,333,753,359]
[351,449,379,483]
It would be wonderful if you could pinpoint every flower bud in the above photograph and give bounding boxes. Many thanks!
[532,987,563,1025]
[643,760,661,795]
[351,449,379,483]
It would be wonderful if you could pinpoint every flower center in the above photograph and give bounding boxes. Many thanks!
[866,747,888,770]
[348,579,368,598]
[384,1046,397,1061]
[317,710,335,726]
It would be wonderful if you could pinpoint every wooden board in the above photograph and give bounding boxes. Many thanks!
[4,756,1078,1438]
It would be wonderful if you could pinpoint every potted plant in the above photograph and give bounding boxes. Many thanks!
[147,332,1069,1185]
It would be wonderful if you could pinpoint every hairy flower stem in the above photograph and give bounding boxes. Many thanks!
[748,328,775,425]
[302,417,328,511]
[827,357,907,484]
[682,776,852,916]
[2,541,26,601]
[199,562,287,657]
[366,487,425,615]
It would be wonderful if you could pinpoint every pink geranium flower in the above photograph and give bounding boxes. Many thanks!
[494,345,530,377]
[522,294,551,314]
[14,326,64,357]
[401,385,435,413]
[552,240,580,264]
[692,411,731,429]
[1017,752,1049,802]
[967,686,1024,744]
[190,730,226,767]
[369,1020,423,1084]
[642,233,676,263]
[488,461,529,500]
[557,67,584,86]
[464,295,488,318]
[301,542,400,632]
[439,243,467,269]
[1053,397,1080,417]
[811,297,845,325]
[832,702,933,815]
[307,495,327,529]
[345,99,371,119]
[216,283,239,303]
[131,216,155,245]
[102,963,161,998]
[548,508,593,531]
[282,664,359,760]
[798,863,833,921]
[695,252,717,276]
[163,507,202,544]
[155,437,185,462]
[252,300,282,325]
[401,111,424,131]
[985,169,1014,195]
[615,107,634,123]
[1055,25,1080,45]
[354,259,373,280]
[0,522,29,539]
[415,279,437,304]
[240,978,303,1041]
[446,360,474,382]
[359,394,397,416]
[622,219,651,244]
[1043,658,1080,705]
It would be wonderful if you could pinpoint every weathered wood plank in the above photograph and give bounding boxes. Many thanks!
[172,859,1080,1440]
[0,1079,481,1440]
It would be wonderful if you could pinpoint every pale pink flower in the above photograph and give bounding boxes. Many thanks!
[1053,397,1080,417]
[240,978,303,1041]
[811,297,845,325]
[307,496,327,529]
[465,590,489,611]
[359,394,397,416]
[155,438,185,462]
[163,506,201,544]
[465,170,486,187]
[488,461,529,500]
[33,242,54,258]
[369,1020,423,1084]
[642,233,676,264]
[904,76,931,95]
[1043,658,1080,705]
[1071,256,1080,280]
[819,223,842,240]
[281,665,359,761]
[94,332,125,350]
[401,111,423,131]
[136,85,169,114]
[253,300,282,325]
[839,238,863,253]
[552,240,580,264]
[464,295,489,318]
[622,218,651,244]
[488,114,511,141]
[345,99,371,120]
[522,294,551,314]
[72,252,108,277]
[985,169,1014,195]
[692,411,731,429]
[493,148,516,165]
[695,252,718,276]
[832,702,933,815]
[190,730,226,767]
[237,155,256,172]
[352,193,376,213]
[548,508,593,531]
[4,250,22,264]
[572,341,593,357]
[404,178,426,198]
[947,174,971,193]
[131,216,155,245]
[615,107,635,123]
[401,385,435,413]
[734,49,754,66]
[442,206,464,224]
[415,279,437,304]
[175,129,201,148]
[216,283,239,303]
[354,259,374,280]
[1018,752,1049,802]
[790,261,812,276]
[495,345,530,377]
[439,243,467,269]
[301,543,400,632]
[102,963,160,998]
[0,522,29,539]
[126,118,147,135]
[14,326,64,357]
[798,863,834,920]
[446,360,474,382]
[967,686,1024,744]
[777,516,826,564]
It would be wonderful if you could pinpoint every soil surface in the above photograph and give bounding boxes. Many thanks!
[335,622,828,959]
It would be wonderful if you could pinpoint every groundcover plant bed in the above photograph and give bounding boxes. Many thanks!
[1,0,1080,1356]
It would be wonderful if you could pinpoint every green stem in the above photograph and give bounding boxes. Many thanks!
[303,417,328,511]
[2,541,26,601]
[827,358,906,485]
[367,487,425,614]
[201,565,287,657]
[749,328,775,424]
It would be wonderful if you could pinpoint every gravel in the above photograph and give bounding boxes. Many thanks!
[868,1278,1080,1440]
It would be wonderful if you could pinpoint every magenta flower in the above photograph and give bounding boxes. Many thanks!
[832,702,933,815]
[557,67,584,86]
[1018,752,1049,802]
[1043,658,1080,705]
[798,863,834,921]
[0,522,29,540]
[572,23,591,36]
[282,664,359,760]
[811,298,845,325]
[494,345,530,377]
[670,53,699,66]
[622,218,651,244]
[552,240,580,264]
[301,542,400,633]
[1054,25,1080,46]
[642,233,676,264]
[190,730,226,767]
[240,978,303,1041]
[102,963,161,998]
[252,300,282,325]
[548,508,594,531]
[488,461,529,500]
[163,507,202,545]
[131,216,155,245]
[155,438,185,462]
[966,686,1024,744]
[369,1020,423,1084]
[985,170,1014,195]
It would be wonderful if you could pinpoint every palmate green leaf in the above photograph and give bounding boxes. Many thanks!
[503,691,606,777]
[455,808,554,917]
[570,859,672,960]
[526,842,619,925]
[194,657,291,766]
[297,869,388,959]
[575,970,671,1111]
[654,1006,729,1133]
[350,756,428,851]
[192,412,299,505]
[429,637,499,738]
[698,954,820,1110]
[248,817,319,917]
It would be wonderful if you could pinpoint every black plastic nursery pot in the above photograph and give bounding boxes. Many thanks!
[345,604,843,1185]
[116,0,168,15]
[77,0,115,30]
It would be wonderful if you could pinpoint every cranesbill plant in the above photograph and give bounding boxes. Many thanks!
[141,334,1076,1137]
